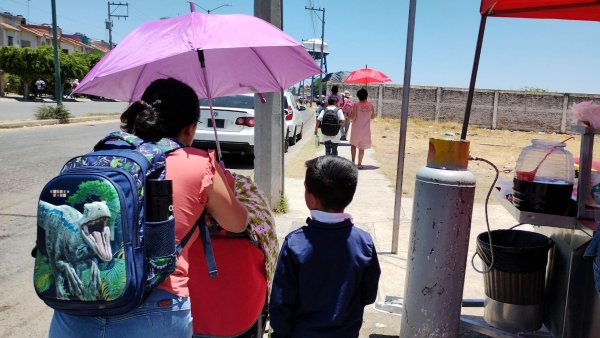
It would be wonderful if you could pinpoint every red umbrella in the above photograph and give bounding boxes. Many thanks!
[343,67,392,85]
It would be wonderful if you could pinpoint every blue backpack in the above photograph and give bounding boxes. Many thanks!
[33,131,217,316]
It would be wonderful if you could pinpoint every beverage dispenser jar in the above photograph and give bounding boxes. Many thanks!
[513,139,575,215]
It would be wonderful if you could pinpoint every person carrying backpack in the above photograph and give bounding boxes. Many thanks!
[44,78,249,338]
[315,96,345,156]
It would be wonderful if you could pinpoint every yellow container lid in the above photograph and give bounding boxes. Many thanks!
[427,138,470,170]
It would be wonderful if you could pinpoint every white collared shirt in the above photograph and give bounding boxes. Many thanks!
[310,210,352,224]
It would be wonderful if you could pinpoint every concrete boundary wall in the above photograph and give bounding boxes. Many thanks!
[332,83,600,133]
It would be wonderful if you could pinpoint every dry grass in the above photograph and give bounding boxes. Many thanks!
[371,118,597,203]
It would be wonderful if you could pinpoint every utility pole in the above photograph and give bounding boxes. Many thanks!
[305,6,325,99]
[254,0,284,208]
[106,2,128,50]
[50,0,61,105]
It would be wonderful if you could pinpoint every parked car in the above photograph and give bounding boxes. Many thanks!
[283,91,311,146]
[194,94,289,156]
[194,94,256,156]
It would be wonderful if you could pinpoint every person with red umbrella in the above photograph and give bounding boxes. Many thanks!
[343,67,390,168]
[348,88,376,169]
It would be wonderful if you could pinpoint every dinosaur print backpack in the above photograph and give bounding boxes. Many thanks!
[33,131,216,316]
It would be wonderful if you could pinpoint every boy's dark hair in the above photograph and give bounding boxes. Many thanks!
[357,88,368,101]
[331,85,339,95]
[327,96,338,106]
[305,156,358,211]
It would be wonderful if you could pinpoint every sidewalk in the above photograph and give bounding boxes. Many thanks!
[273,140,519,337]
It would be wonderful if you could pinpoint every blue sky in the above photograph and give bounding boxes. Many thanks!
[2,0,600,94]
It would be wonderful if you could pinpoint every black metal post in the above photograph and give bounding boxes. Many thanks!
[460,13,488,140]
[391,0,417,254]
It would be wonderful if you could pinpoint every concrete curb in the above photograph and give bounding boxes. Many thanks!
[0,114,119,129]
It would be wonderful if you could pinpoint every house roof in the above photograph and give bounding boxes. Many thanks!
[0,22,21,32]
[20,25,51,38]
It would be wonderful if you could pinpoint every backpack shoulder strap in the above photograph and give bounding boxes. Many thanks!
[178,210,218,278]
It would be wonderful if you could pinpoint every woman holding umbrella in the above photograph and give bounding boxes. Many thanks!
[349,88,376,169]
[49,78,249,338]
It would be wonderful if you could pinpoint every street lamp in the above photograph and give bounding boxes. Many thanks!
[187,1,232,14]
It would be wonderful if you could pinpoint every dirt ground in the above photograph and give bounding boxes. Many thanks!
[370,118,596,203]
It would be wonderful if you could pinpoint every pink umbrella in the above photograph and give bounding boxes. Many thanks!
[74,12,320,158]
[76,12,319,101]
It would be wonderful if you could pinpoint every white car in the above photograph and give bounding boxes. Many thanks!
[194,94,290,156]
[283,91,311,146]
[194,94,257,156]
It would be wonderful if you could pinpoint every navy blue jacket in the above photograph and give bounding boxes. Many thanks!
[269,217,381,338]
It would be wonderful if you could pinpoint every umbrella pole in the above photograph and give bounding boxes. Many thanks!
[197,50,224,162]
[460,13,488,140]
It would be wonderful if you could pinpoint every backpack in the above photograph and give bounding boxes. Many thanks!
[342,97,353,114]
[320,108,342,137]
[33,131,217,316]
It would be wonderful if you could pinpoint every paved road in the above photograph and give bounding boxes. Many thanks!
[0,115,313,337]
[0,98,129,120]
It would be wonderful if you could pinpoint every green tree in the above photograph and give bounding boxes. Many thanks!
[521,86,547,93]
[0,46,54,97]
[0,46,104,98]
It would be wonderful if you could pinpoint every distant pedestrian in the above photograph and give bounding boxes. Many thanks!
[66,79,79,99]
[315,96,345,156]
[349,88,376,169]
[35,79,45,98]
[326,85,343,109]
[269,155,381,338]
[340,90,354,141]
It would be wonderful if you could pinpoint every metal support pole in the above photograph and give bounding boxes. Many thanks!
[460,13,488,140]
[50,0,62,105]
[391,0,416,254]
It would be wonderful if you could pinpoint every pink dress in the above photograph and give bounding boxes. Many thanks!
[350,101,374,149]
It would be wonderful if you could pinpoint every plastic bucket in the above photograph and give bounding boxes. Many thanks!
[476,230,553,332]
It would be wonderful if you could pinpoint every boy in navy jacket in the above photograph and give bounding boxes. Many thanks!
[269,156,381,337]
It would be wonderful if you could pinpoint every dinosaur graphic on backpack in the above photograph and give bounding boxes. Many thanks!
[33,131,217,316]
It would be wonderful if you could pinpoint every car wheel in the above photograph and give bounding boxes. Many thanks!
[288,127,297,146]
[296,123,303,141]
[284,138,289,153]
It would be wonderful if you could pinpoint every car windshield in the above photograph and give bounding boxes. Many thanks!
[200,95,254,109]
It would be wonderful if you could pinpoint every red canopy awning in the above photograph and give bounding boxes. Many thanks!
[481,0,600,21]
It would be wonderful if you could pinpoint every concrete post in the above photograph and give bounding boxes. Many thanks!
[377,84,384,117]
[435,87,442,121]
[561,94,569,133]
[492,91,499,129]
[254,0,284,208]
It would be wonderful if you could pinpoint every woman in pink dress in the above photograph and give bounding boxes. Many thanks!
[349,88,376,169]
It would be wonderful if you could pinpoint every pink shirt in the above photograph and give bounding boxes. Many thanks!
[158,147,216,297]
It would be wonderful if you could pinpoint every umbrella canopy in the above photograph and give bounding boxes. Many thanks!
[75,12,321,102]
[481,0,600,21]
[343,67,392,85]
